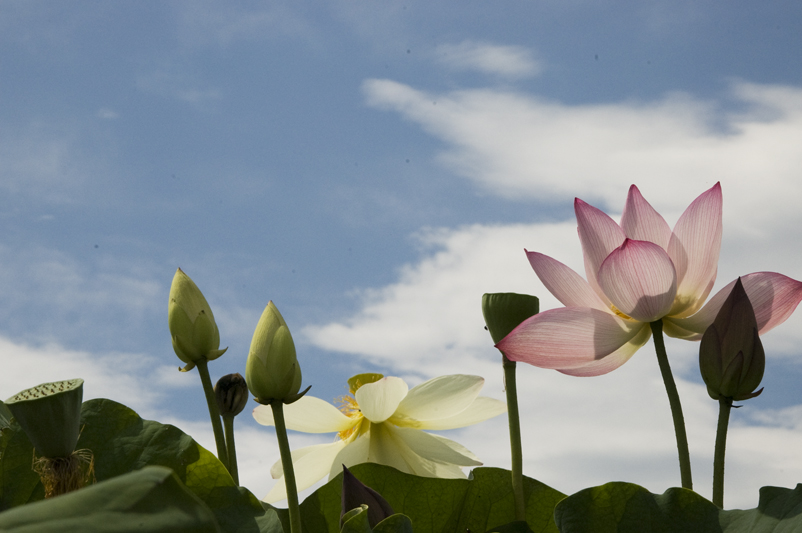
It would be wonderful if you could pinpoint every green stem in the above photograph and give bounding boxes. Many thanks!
[223,415,239,485]
[712,398,732,508]
[196,359,230,471]
[650,319,693,490]
[271,401,302,533]
[502,354,526,521]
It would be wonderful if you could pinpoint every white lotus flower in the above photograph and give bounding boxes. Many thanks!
[253,373,507,503]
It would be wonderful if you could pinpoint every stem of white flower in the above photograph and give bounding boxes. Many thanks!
[650,319,693,490]
[196,359,230,472]
[713,398,732,508]
[502,353,526,522]
[271,400,302,533]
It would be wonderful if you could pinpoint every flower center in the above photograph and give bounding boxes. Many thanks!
[336,393,364,440]
[610,304,633,320]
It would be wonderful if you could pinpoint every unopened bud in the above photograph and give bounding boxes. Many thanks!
[245,301,305,403]
[168,268,227,372]
[340,465,394,529]
[214,373,249,417]
[699,278,765,402]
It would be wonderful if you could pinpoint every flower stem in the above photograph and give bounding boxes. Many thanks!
[271,400,302,533]
[712,398,732,508]
[223,415,239,485]
[502,354,526,522]
[195,359,230,472]
[650,319,693,490]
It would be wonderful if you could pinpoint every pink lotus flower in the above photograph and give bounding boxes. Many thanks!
[498,183,802,376]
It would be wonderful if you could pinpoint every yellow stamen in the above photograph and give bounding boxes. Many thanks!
[336,393,363,440]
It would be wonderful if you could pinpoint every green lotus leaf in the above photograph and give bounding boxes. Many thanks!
[0,466,219,532]
[273,462,564,533]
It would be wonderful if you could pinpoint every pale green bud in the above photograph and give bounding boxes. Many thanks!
[168,268,227,372]
[246,301,305,403]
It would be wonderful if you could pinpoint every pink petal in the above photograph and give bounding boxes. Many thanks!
[497,307,644,370]
[620,185,672,250]
[575,198,626,301]
[667,182,722,317]
[669,272,802,338]
[558,323,652,376]
[526,251,608,311]
[597,239,677,323]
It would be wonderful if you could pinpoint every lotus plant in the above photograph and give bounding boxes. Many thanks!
[498,182,802,489]
[254,373,507,503]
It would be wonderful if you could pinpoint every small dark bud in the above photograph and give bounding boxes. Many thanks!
[340,465,394,529]
[699,278,765,402]
[214,373,249,417]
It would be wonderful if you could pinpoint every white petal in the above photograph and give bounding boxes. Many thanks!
[413,397,507,430]
[394,375,484,422]
[368,423,473,478]
[328,432,371,478]
[392,426,482,466]
[263,439,349,503]
[253,396,355,433]
[355,377,409,423]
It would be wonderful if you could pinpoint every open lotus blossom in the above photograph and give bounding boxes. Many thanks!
[253,373,506,503]
[498,182,802,377]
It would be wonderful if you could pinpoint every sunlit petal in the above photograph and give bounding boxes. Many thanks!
[575,198,626,299]
[264,439,349,503]
[620,185,672,249]
[329,431,371,478]
[253,396,355,433]
[392,426,482,466]
[526,251,609,310]
[498,307,643,369]
[394,374,484,422]
[670,272,802,338]
[414,397,507,430]
[557,323,651,376]
[355,377,409,423]
[368,423,470,478]
[597,239,677,322]
[667,182,722,317]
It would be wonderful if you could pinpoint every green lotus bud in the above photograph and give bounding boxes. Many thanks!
[214,373,249,417]
[168,268,227,372]
[482,293,540,345]
[245,301,305,403]
[699,278,765,401]
[5,379,84,458]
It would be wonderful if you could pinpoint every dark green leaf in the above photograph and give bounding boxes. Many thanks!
[374,514,414,533]
[0,398,283,533]
[720,484,802,531]
[277,463,563,533]
[555,481,802,532]
[0,466,220,532]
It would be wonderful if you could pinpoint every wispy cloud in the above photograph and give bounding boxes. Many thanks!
[362,80,802,223]
[435,41,542,78]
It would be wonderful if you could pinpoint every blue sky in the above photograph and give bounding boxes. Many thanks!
[2,1,802,509]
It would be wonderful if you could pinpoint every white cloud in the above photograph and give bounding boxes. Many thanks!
[0,336,167,415]
[435,41,542,78]
[362,79,802,230]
